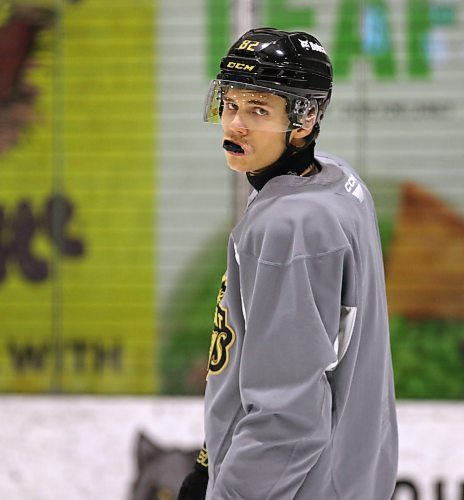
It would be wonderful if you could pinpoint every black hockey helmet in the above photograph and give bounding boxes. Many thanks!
[204,27,333,132]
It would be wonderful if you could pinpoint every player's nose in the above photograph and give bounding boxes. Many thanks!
[228,112,248,135]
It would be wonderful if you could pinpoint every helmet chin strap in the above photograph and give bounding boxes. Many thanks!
[246,124,320,191]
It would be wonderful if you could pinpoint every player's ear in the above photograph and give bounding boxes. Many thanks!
[289,123,314,148]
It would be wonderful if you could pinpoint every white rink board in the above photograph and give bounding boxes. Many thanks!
[0,397,463,500]
[0,397,204,500]
[393,403,464,500]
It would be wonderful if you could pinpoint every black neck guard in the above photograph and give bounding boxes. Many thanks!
[246,127,319,192]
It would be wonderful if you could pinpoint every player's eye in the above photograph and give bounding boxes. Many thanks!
[224,101,238,111]
[254,107,269,116]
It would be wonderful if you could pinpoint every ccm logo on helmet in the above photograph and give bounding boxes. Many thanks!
[227,61,256,72]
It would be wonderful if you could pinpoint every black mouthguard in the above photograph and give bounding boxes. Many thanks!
[223,140,245,154]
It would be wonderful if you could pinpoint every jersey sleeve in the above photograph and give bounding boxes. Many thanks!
[209,245,351,499]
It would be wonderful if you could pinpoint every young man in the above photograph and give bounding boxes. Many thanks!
[178,28,398,500]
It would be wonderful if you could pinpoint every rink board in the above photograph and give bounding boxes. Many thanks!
[0,398,462,500]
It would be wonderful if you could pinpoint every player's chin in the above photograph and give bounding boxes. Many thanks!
[224,153,251,173]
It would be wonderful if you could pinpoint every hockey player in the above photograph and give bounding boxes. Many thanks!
[178,27,398,500]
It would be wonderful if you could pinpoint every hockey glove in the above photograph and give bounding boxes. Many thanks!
[177,444,208,500]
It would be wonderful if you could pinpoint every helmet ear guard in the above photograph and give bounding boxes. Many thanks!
[288,97,318,131]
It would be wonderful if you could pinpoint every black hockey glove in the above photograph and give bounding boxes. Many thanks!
[177,444,208,500]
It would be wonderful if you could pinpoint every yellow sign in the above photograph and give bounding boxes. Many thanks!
[0,0,157,393]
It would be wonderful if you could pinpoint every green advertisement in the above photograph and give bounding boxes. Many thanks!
[161,0,463,397]
[0,0,156,393]
[207,0,458,80]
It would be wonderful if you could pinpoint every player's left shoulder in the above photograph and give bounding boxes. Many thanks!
[316,152,372,206]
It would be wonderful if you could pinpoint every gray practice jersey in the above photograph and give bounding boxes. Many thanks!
[204,153,398,500]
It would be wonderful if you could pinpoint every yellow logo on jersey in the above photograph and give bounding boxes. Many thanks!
[196,446,208,468]
[207,274,236,377]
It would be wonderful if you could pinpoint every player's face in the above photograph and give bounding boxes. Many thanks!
[220,90,290,173]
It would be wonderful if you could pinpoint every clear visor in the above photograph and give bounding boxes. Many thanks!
[203,80,318,132]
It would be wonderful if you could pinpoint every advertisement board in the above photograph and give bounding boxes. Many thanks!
[159,0,464,397]
[0,0,157,393]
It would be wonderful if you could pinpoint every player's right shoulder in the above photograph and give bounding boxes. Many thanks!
[234,189,350,264]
